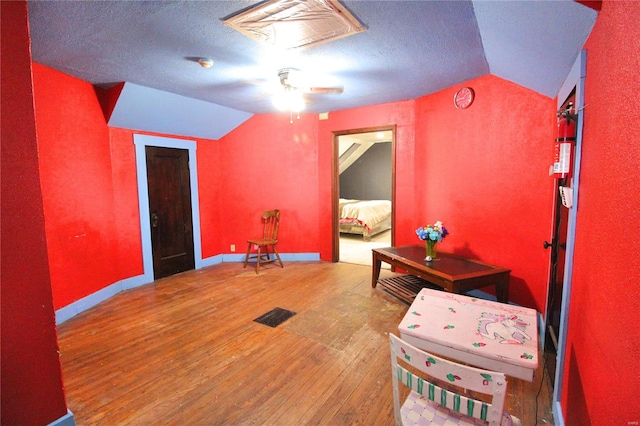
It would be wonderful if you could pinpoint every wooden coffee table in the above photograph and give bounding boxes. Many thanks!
[372,245,510,303]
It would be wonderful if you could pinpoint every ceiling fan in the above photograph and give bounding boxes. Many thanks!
[274,68,343,122]
[277,68,344,95]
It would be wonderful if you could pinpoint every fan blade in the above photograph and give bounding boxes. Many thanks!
[280,68,343,93]
[303,86,344,94]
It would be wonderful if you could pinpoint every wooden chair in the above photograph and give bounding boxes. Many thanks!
[243,209,284,274]
[389,334,521,426]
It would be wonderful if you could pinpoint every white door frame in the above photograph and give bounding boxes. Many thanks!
[551,50,586,426]
[133,134,203,282]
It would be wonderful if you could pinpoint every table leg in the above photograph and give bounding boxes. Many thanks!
[372,253,382,288]
[496,276,509,303]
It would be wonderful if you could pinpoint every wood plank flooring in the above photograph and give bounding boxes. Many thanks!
[56,261,554,425]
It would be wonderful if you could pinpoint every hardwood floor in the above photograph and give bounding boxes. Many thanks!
[56,262,554,425]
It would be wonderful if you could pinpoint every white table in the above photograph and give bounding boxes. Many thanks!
[398,288,539,382]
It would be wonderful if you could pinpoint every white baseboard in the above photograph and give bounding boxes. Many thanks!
[47,409,75,426]
[553,400,565,426]
[55,274,149,324]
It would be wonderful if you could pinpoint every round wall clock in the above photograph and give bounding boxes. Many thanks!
[454,87,475,109]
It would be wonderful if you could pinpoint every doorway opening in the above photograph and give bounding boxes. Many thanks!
[546,51,586,424]
[544,90,576,382]
[331,125,396,266]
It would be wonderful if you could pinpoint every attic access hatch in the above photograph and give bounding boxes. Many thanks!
[223,0,366,49]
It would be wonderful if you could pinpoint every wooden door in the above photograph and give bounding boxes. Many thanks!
[145,146,195,279]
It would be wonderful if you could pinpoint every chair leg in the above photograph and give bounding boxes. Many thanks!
[244,243,281,273]
[273,246,283,268]
[243,243,252,268]
[255,245,261,274]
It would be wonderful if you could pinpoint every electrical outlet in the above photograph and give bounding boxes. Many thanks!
[230,244,236,252]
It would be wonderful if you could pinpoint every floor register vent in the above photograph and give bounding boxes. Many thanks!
[253,307,297,328]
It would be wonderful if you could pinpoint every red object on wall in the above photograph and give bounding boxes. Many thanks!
[552,110,576,179]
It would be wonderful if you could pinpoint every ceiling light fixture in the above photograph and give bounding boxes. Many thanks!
[223,0,366,50]
[198,57,214,68]
[273,86,305,123]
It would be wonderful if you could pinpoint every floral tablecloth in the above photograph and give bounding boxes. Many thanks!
[398,288,539,374]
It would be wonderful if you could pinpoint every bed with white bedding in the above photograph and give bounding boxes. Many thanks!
[339,198,392,241]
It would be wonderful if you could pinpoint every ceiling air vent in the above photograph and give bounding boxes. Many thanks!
[222,0,366,50]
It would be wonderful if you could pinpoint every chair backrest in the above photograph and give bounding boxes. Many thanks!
[261,209,280,240]
[390,334,507,426]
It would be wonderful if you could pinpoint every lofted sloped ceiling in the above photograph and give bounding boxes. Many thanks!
[338,131,392,174]
[27,0,597,139]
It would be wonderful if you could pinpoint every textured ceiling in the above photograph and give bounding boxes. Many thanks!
[27,1,597,120]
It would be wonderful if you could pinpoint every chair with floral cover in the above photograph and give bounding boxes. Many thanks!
[390,334,521,426]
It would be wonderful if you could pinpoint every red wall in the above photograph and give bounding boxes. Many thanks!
[109,127,145,276]
[32,63,137,309]
[561,1,640,423]
[416,75,555,310]
[216,114,321,256]
[196,133,224,258]
[0,2,68,423]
